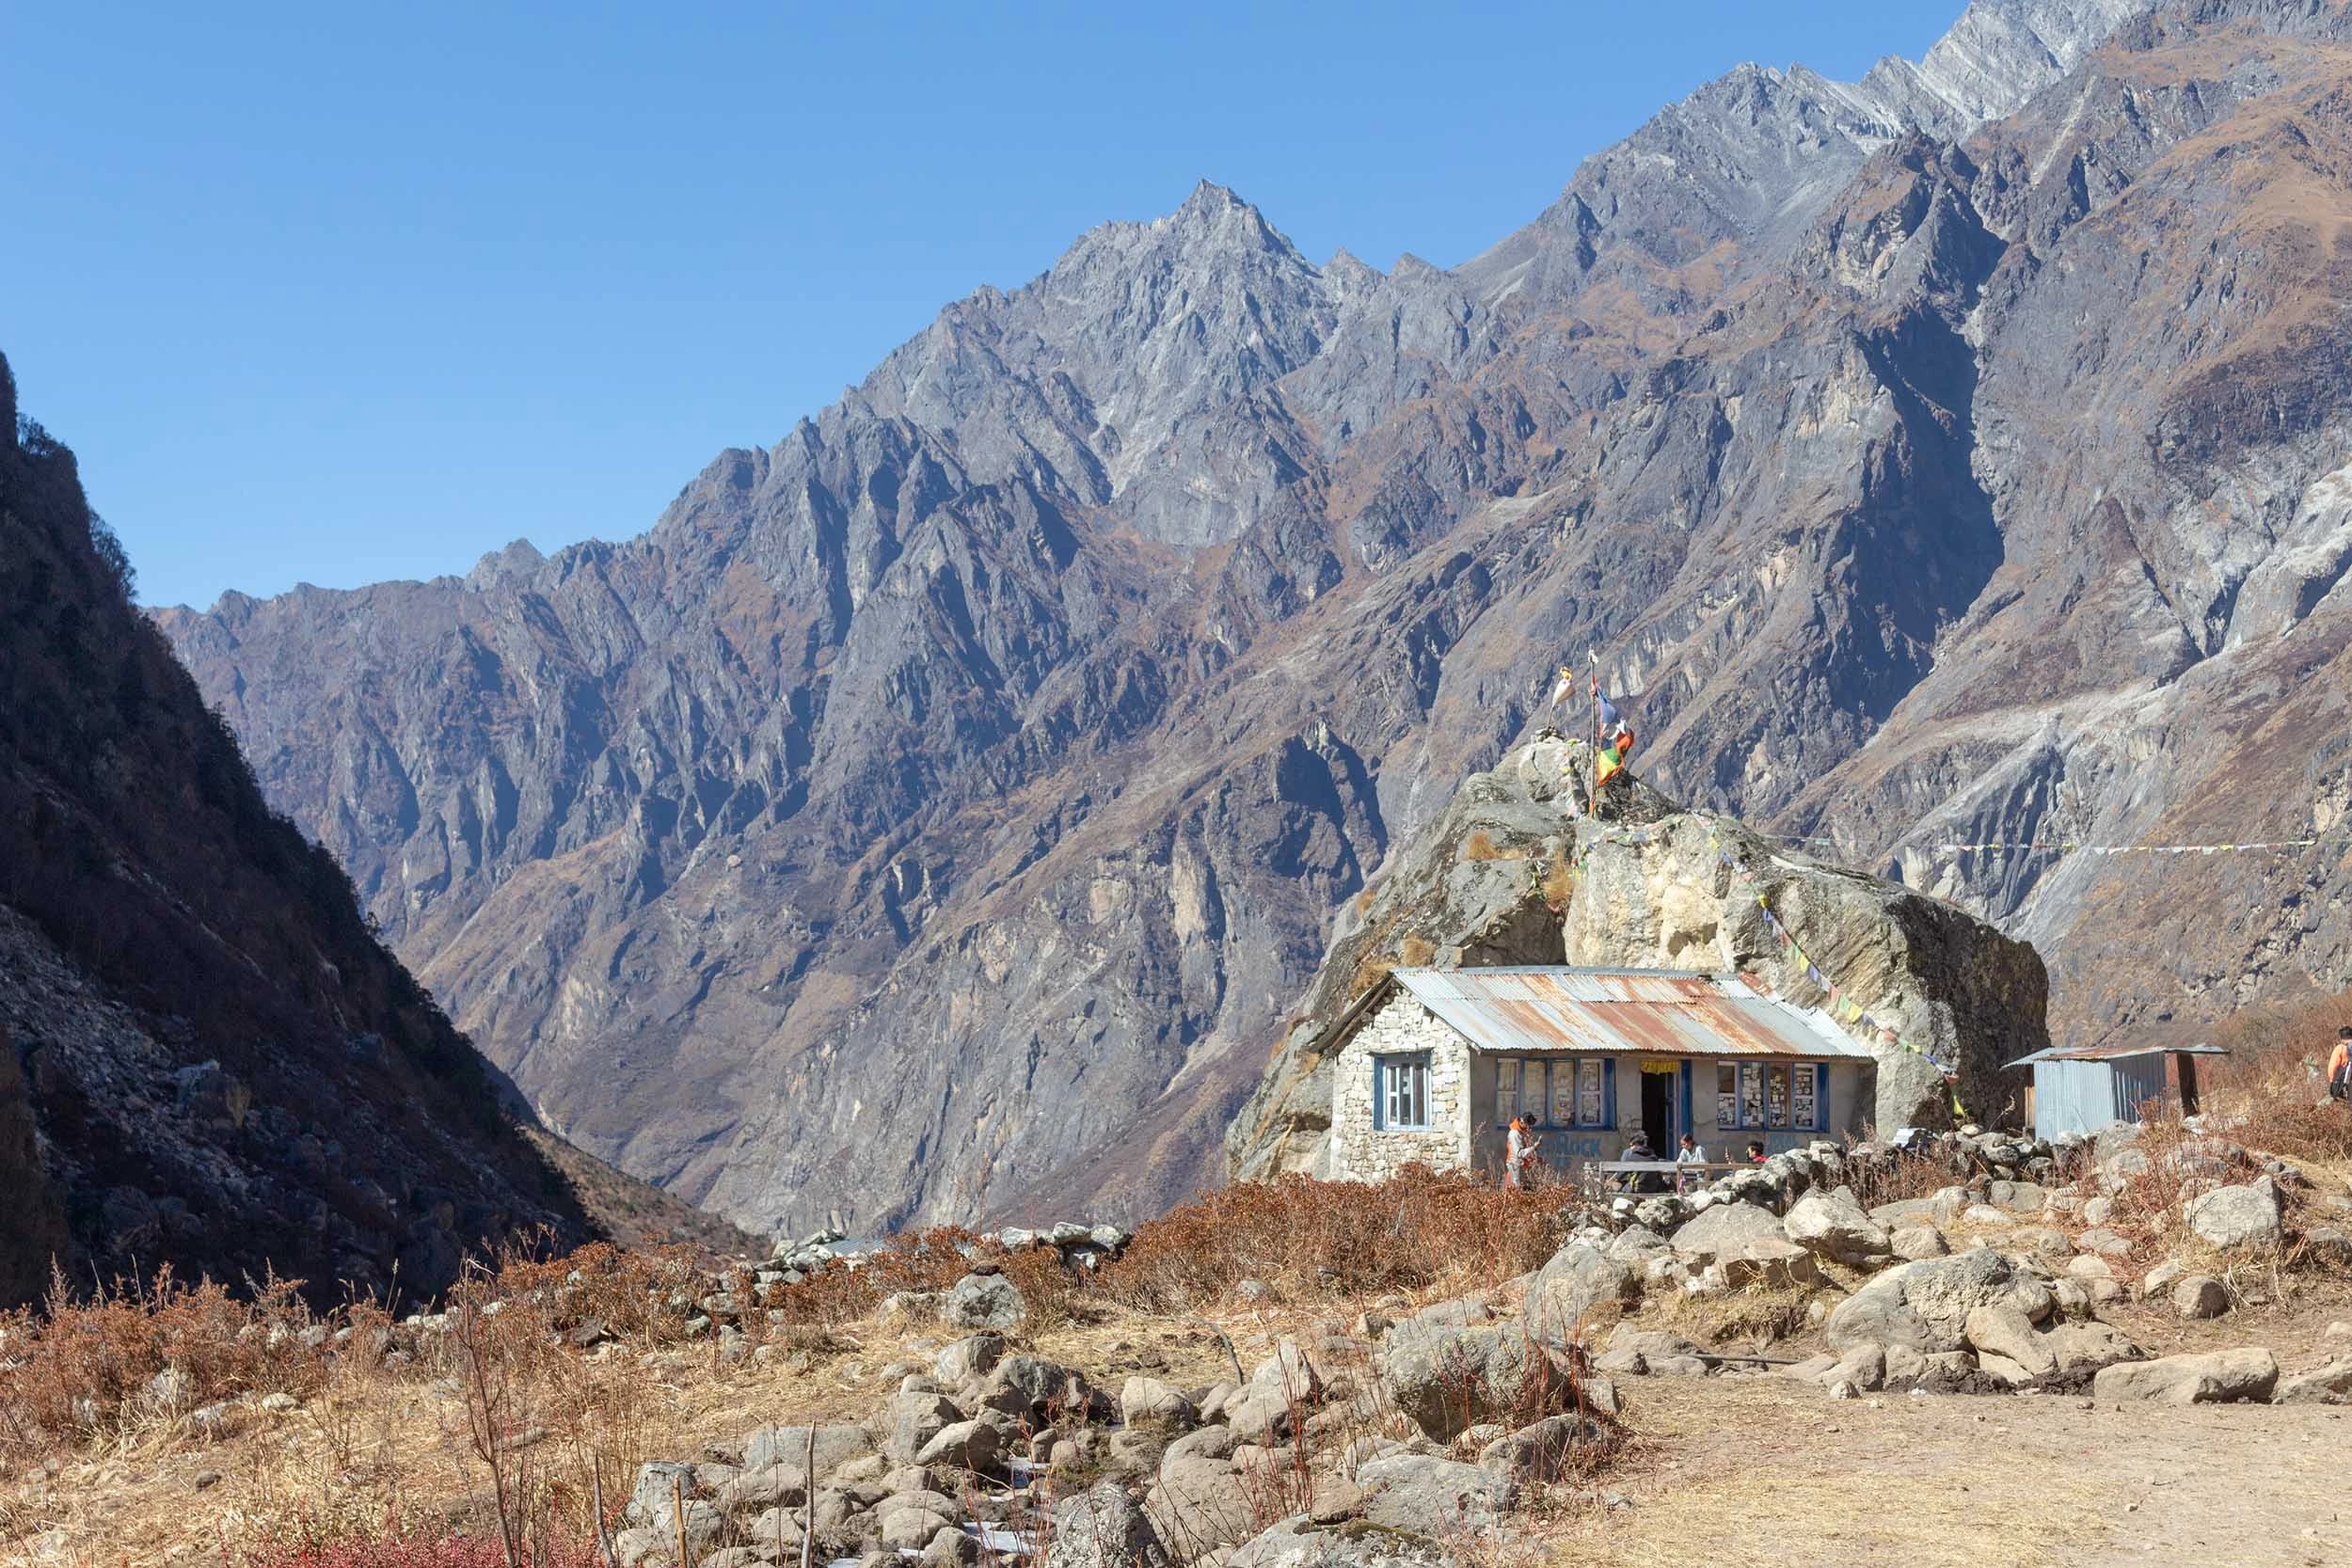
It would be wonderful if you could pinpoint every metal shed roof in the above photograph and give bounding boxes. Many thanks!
[2005,1041,2230,1067]
[1358,966,1875,1060]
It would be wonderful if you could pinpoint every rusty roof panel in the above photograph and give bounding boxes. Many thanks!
[2006,1041,2229,1066]
[1387,967,1874,1060]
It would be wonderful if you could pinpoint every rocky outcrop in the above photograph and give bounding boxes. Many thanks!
[1229,737,2050,1178]
[0,357,687,1306]
[154,1,2352,1230]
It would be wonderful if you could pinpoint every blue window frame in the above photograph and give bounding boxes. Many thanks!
[1493,1057,1614,1131]
[1374,1053,1431,1131]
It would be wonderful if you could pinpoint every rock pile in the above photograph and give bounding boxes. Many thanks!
[1545,1119,2337,1409]
[603,1304,1617,1567]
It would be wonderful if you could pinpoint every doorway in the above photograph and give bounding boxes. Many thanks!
[1640,1065,1676,1150]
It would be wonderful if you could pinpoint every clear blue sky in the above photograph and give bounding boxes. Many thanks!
[3,2,1956,610]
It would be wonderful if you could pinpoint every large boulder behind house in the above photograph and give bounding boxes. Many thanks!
[1230,739,2050,1178]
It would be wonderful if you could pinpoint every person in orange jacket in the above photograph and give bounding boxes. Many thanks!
[2329,1026,2352,1101]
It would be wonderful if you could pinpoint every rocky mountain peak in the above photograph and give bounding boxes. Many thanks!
[155,1,2352,1243]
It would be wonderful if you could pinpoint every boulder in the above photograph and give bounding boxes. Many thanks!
[1120,1377,1198,1428]
[1358,1453,1516,1536]
[914,1419,1001,1472]
[1889,1225,1948,1261]
[1146,1455,1253,1552]
[1377,1323,1566,1440]
[1524,1243,1634,1334]
[2092,1349,2279,1405]
[1163,1425,1241,1466]
[1476,1414,1610,1483]
[742,1423,872,1479]
[2172,1276,2229,1320]
[1668,1203,1786,1265]
[884,1394,962,1465]
[934,1334,1005,1385]
[1986,1180,2046,1214]
[879,1508,957,1552]
[1826,1248,2049,1354]
[1044,1481,1171,1568]
[1719,1237,1822,1289]
[625,1463,723,1555]
[1962,1305,2057,1379]
[2185,1185,2283,1251]
[943,1273,1027,1330]
[2273,1358,2352,1406]
[2044,1322,2141,1375]
[1783,1188,1891,1264]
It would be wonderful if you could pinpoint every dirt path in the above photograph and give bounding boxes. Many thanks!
[1557,1374,2350,1568]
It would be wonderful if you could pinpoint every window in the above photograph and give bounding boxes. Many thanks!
[1720,1062,1829,1131]
[1791,1063,1819,1131]
[1518,1059,1548,1125]
[1578,1060,1606,1126]
[1492,1059,1612,1130]
[1376,1054,1430,1131]
[1548,1060,1578,1126]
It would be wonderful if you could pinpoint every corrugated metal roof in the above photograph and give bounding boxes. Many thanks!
[2006,1041,2230,1067]
[1372,967,1875,1060]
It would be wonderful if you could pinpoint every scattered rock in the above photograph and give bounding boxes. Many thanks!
[1378,1323,1566,1440]
[1045,1481,1170,1568]
[1357,1452,1516,1535]
[943,1273,1027,1331]
[2092,1349,2279,1405]
[2172,1276,2229,1320]
[2273,1358,2352,1406]
[2184,1184,2282,1251]
[1826,1248,2048,1354]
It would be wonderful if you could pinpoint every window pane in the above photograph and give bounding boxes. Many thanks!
[1549,1061,1577,1127]
[1496,1060,1519,1127]
[1767,1064,1790,1128]
[1520,1061,1548,1124]
[1791,1064,1818,1131]
[1740,1063,1764,1129]
[1717,1065,1739,1128]
[1579,1060,1604,1127]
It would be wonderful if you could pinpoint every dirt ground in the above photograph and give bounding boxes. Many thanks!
[1549,1276,2352,1568]
[1569,1374,2348,1568]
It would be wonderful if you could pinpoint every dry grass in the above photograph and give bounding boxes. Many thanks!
[1098,1168,1582,1313]
[1396,935,1437,968]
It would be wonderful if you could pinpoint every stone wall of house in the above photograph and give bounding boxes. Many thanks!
[1328,998,1470,1181]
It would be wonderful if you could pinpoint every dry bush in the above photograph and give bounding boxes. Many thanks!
[1397,935,1438,968]
[1097,1168,1580,1312]
[1539,857,1575,911]
[2200,998,2352,1169]
[1838,1145,1956,1212]
[0,1264,324,1458]
[1463,830,1525,862]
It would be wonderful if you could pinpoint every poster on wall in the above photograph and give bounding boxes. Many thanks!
[1768,1064,1790,1128]
[1791,1064,1818,1129]
[1740,1062,1764,1128]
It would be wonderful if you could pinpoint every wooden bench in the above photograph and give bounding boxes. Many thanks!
[1581,1158,1750,1196]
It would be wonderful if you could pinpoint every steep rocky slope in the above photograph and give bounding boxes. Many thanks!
[0,359,659,1307]
[158,0,2352,1232]
[1230,736,2050,1178]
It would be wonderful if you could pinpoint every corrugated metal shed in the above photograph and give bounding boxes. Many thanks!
[1360,966,1874,1060]
[2002,1041,2225,1140]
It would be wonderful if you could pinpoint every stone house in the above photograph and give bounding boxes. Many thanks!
[1327,967,1877,1183]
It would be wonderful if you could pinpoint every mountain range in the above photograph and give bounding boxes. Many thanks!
[154,0,2352,1238]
